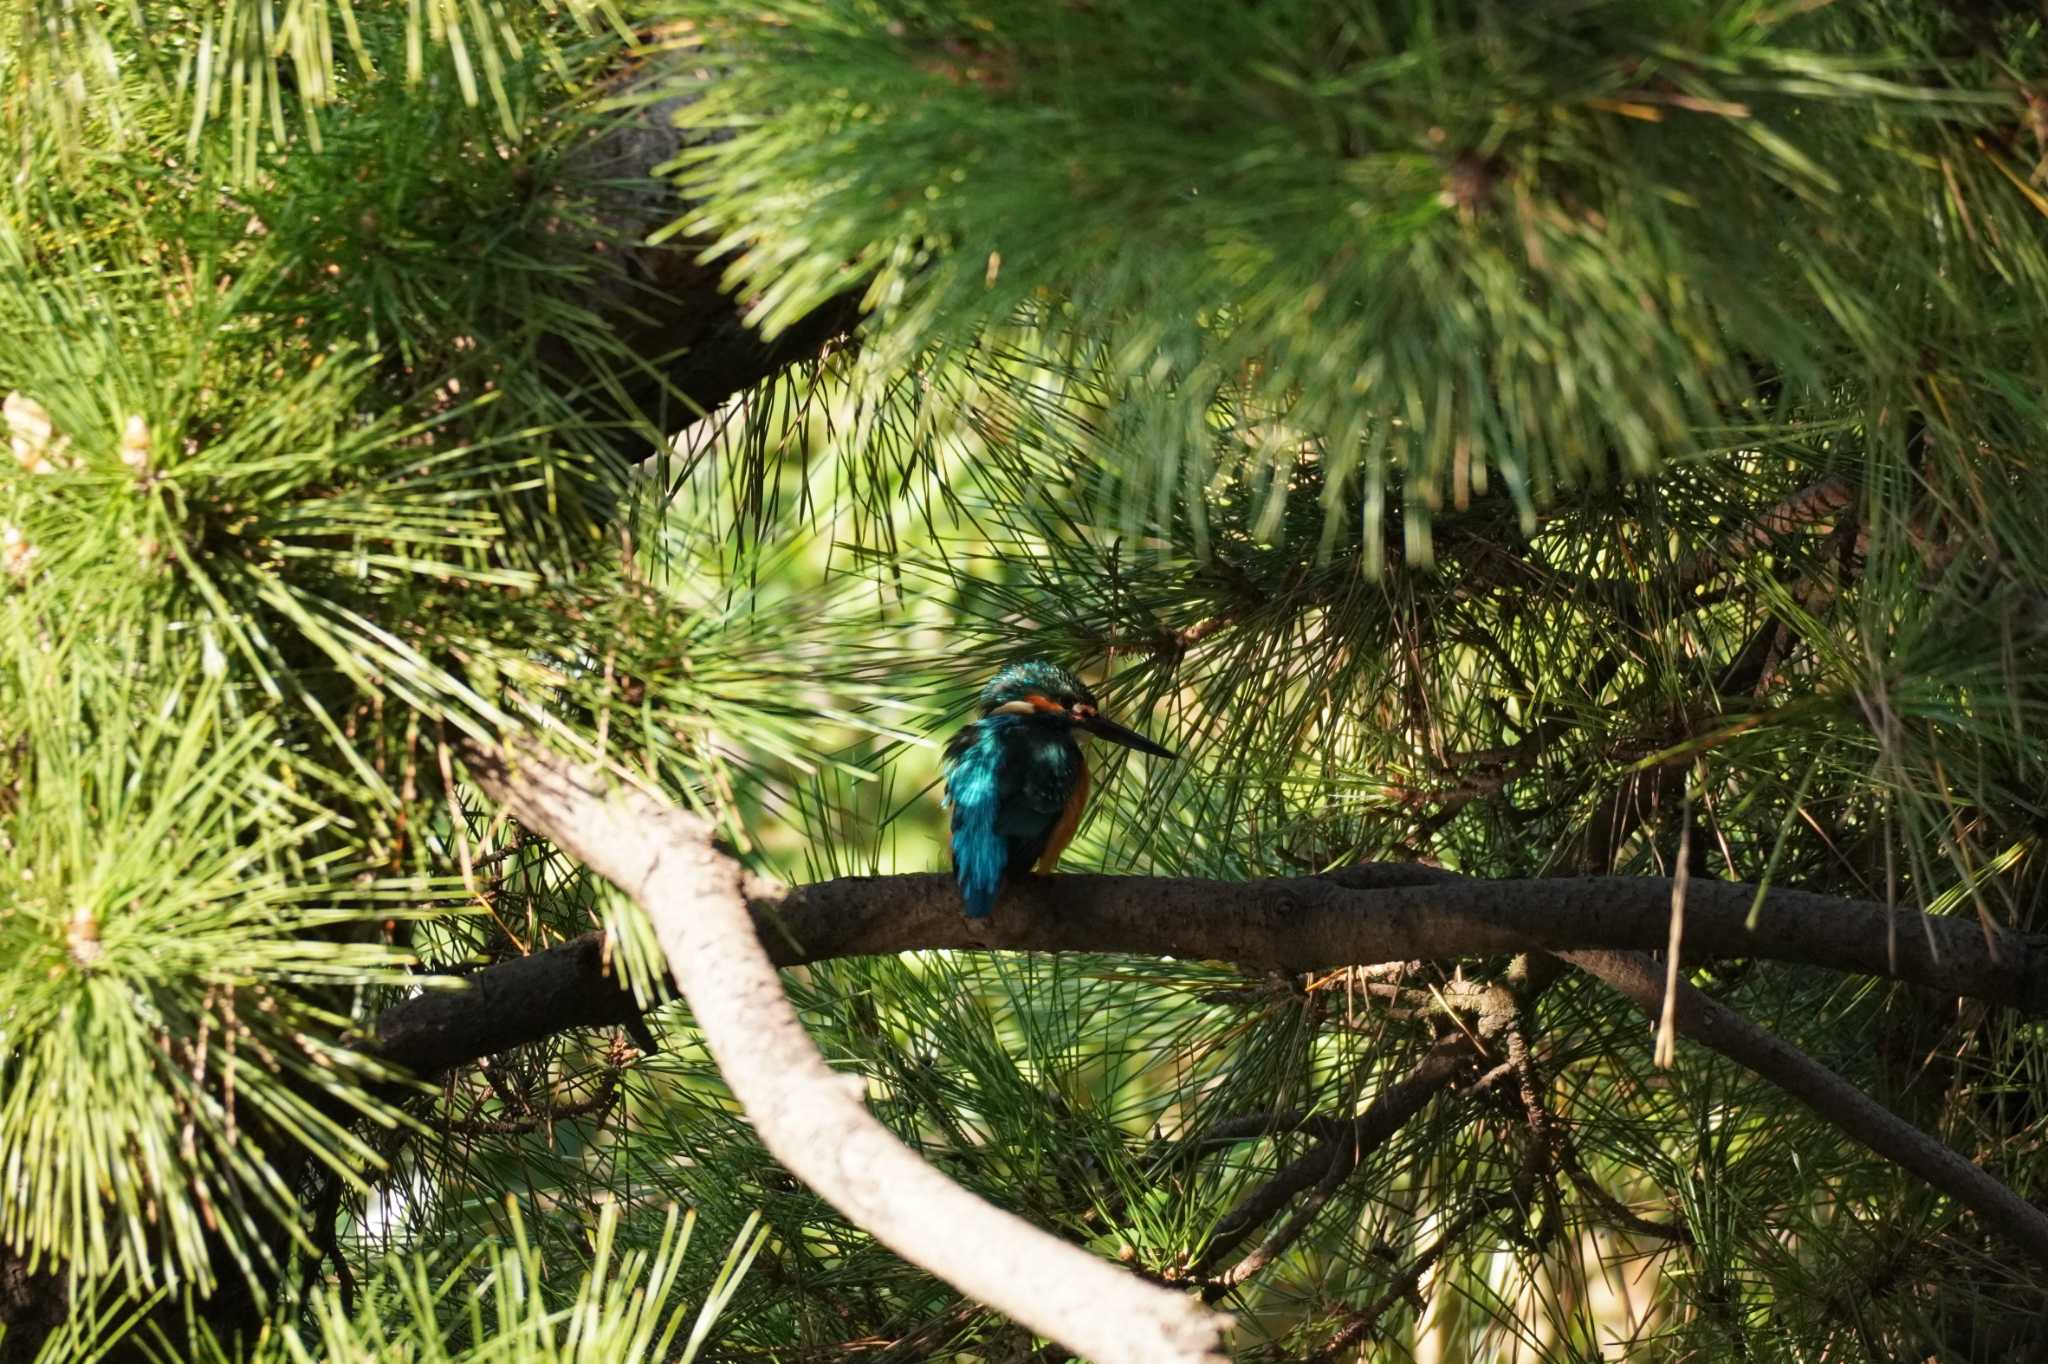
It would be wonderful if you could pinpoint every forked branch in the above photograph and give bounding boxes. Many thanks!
[1191,1037,1484,1289]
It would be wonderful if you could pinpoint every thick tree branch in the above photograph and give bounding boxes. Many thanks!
[375,932,648,1080]
[375,866,2048,1083]
[775,871,2045,1007]
[544,80,866,469]
[1558,950,2048,1266]
[457,738,1229,1364]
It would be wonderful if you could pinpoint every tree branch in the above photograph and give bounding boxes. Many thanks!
[374,931,653,1080]
[851,871,2038,1010]
[1191,1036,1488,1290]
[542,76,865,469]
[375,866,2048,1083]
[1557,949,2048,1266]
[1672,474,1858,590]
[457,737,1229,1364]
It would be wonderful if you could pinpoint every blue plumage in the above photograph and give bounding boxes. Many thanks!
[942,660,1175,919]
[944,713,1084,918]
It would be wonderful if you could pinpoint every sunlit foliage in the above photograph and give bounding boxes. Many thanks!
[3,2,2047,1361]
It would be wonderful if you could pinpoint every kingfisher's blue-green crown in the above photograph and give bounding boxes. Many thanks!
[980,659,1096,714]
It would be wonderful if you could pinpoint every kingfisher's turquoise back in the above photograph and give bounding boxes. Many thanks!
[942,713,1085,918]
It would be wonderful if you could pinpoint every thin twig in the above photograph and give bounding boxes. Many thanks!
[1190,1038,1481,1284]
[299,1171,357,1314]
[1555,1140,1693,1245]
[1199,1055,1519,1301]
[1672,474,1858,588]
[1302,1187,1527,1363]
[1655,789,1693,1069]
[1508,1024,1692,1244]
[441,1069,622,1137]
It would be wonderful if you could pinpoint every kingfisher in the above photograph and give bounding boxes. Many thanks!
[942,659,1177,919]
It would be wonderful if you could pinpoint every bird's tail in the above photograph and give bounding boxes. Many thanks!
[959,877,999,919]
[951,825,1006,919]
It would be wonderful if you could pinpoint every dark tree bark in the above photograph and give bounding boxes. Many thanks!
[373,866,2048,1084]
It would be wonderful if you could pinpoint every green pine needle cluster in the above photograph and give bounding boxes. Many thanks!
[670,0,2048,553]
[4,1,2048,1361]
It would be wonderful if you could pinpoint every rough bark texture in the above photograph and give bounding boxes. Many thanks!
[374,866,2048,1081]
[766,871,2047,1008]
[375,931,640,1080]
[460,738,1233,1364]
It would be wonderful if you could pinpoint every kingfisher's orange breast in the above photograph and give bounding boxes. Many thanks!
[1035,759,1091,872]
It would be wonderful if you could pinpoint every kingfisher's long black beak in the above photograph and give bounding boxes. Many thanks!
[1075,712,1178,760]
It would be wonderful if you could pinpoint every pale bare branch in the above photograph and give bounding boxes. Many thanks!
[459,737,1230,1364]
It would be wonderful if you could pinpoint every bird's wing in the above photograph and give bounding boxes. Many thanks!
[943,722,1008,917]
[941,723,981,786]
[943,723,1000,825]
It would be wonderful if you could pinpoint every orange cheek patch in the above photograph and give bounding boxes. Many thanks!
[1028,694,1064,713]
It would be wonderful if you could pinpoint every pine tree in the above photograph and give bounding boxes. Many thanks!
[5,2,2048,1361]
